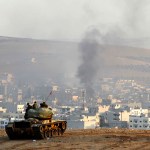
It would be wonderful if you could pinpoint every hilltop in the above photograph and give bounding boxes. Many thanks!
[0,36,150,85]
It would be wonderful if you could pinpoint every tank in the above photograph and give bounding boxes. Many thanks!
[5,102,67,140]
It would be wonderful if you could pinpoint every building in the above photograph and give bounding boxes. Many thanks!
[17,104,25,113]
[0,118,9,129]
[130,108,148,117]
[119,110,130,122]
[81,115,99,129]
[98,105,110,113]
[99,111,127,128]
[0,107,7,113]
[18,89,23,101]
[129,115,150,130]
[0,112,25,121]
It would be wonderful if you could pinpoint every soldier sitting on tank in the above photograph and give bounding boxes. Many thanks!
[26,103,32,112]
[33,101,38,109]
[40,101,48,108]
[49,107,52,110]
[24,103,32,119]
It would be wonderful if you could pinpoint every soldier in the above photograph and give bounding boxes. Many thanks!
[33,101,38,109]
[24,103,32,119]
[26,103,32,112]
[40,101,48,108]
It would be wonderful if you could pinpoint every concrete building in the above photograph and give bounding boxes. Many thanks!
[119,110,130,122]
[99,111,127,128]
[130,108,148,117]
[0,118,9,129]
[128,102,142,109]
[0,107,7,113]
[67,120,84,129]
[81,115,99,129]
[18,89,23,101]
[98,105,110,113]
[17,104,25,113]
[0,112,25,129]
[129,115,150,130]
[67,115,99,129]
[0,112,25,121]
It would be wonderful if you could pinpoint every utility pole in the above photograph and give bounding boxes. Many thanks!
[81,89,85,110]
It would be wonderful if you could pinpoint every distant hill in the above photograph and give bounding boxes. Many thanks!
[0,36,79,85]
[0,36,150,86]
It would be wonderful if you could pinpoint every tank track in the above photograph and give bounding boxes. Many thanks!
[32,121,67,139]
[5,120,67,140]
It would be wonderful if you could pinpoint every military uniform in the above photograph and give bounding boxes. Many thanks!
[33,101,38,109]
[40,102,48,108]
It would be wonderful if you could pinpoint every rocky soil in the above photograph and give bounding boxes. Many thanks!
[1,128,150,150]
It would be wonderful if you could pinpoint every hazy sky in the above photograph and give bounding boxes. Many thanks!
[0,0,150,40]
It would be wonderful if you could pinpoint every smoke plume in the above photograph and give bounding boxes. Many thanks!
[77,28,103,98]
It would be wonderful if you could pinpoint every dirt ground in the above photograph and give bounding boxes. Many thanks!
[1,128,150,150]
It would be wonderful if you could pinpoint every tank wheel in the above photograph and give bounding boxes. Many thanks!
[60,122,66,135]
[58,128,62,135]
[48,127,53,137]
[62,122,66,130]
[54,128,60,136]
[60,129,65,135]
[52,129,57,136]
[39,126,45,139]
[49,129,53,137]
[59,128,64,136]
[44,130,51,139]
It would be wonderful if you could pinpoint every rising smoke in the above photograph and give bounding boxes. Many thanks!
[76,28,104,98]
[77,0,150,99]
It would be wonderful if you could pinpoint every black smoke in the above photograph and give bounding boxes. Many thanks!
[77,28,103,99]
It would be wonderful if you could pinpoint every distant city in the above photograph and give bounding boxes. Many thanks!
[0,36,150,130]
[1,72,150,130]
